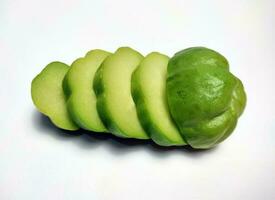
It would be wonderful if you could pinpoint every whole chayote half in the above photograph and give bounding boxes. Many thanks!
[166,47,246,149]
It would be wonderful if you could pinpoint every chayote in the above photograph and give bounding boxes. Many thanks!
[166,47,246,149]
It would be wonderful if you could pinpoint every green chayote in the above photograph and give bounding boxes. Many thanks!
[166,47,246,149]
[31,46,246,150]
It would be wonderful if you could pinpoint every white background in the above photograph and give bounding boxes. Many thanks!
[1,0,275,199]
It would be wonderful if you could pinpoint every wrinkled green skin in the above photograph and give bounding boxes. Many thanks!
[167,47,246,149]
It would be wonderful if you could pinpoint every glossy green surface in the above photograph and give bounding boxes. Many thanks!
[166,47,246,149]
[63,49,111,132]
[31,62,79,130]
[93,47,149,139]
[132,52,186,146]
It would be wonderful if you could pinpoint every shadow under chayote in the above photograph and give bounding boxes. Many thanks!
[32,110,218,158]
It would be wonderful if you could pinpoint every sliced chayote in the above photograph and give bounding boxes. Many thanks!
[31,46,246,149]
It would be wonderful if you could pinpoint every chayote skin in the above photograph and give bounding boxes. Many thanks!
[166,47,246,149]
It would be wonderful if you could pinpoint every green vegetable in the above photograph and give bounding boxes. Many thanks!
[31,62,79,130]
[93,47,149,139]
[166,47,246,149]
[63,49,111,132]
[132,52,186,146]
[31,46,246,149]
